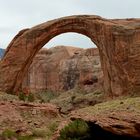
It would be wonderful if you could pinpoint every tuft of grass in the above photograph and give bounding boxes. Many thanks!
[0,129,33,140]
[0,92,18,101]
[32,128,47,138]
[1,129,17,138]
[48,122,58,133]
[75,97,140,115]
[36,90,57,103]
[51,89,103,113]
[18,92,35,102]
[45,121,59,139]
[18,92,27,101]
[27,93,35,102]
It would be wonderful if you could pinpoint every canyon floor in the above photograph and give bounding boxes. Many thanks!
[0,91,140,140]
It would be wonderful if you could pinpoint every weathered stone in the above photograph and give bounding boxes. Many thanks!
[0,15,140,97]
[0,100,60,134]
[52,97,140,139]
[22,46,102,93]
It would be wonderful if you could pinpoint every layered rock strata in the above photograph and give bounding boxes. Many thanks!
[22,46,102,93]
[0,15,140,96]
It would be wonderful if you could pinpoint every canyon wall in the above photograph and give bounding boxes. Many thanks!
[22,46,103,93]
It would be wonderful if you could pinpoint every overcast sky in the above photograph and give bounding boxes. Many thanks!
[0,0,140,49]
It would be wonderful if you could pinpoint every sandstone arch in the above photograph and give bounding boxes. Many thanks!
[0,15,140,96]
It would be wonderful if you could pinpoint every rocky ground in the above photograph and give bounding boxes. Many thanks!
[52,96,140,140]
[0,91,140,140]
[71,97,140,136]
[0,92,62,140]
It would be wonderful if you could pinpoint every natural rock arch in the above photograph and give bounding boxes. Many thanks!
[0,15,140,96]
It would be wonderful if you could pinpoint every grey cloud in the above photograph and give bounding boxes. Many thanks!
[45,33,96,49]
[0,0,140,49]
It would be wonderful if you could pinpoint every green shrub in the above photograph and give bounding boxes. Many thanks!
[18,92,35,102]
[37,90,56,103]
[1,129,34,140]
[27,93,35,102]
[44,121,59,139]
[18,92,27,101]
[49,122,58,133]
[1,129,17,138]
[71,95,76,103]
[74,85,87,95]
[58,119,89,140]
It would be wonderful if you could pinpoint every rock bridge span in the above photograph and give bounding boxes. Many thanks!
[0,15,140,96]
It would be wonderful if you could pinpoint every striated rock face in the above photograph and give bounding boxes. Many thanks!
[0,15,140,97]
[22,46,103,93]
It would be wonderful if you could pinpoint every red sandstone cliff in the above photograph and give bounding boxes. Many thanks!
[22,46,103,93]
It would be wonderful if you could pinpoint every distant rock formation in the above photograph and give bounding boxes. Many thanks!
[0,48,5,58]
[22,46,103,93]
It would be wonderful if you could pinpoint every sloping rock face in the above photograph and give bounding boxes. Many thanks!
[52,97,140,140]
[22,46,102,93]
[70,97,140,138]
[0,15,140,97]
[0,100,60,135]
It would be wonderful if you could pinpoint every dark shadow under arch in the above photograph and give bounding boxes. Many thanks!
[87,121,140,140]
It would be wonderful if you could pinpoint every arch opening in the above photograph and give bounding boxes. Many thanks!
[44,32,97,49]
[22,32,103,94]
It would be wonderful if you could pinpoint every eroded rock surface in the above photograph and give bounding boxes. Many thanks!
[0,100,60,135]
[71,97,140,138]
[0,15,140,97]
[22,46,102,93]
[52,97,140,139]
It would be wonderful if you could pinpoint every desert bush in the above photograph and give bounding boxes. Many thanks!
[18,92,27,101]
[27,93,35,102]
[1,129,17,138]
[18,92,35,102]
[74,85,87,95]
[36,90,57,103]
[32,128,47,138]
[58,119,90,140]
[71,95,76,103]
[39,121,58,139]
[48,121,58,133]
[0,129,33,140]
[0,92,18,101]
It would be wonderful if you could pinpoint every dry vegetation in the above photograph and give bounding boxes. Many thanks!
[0,91,140,140]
